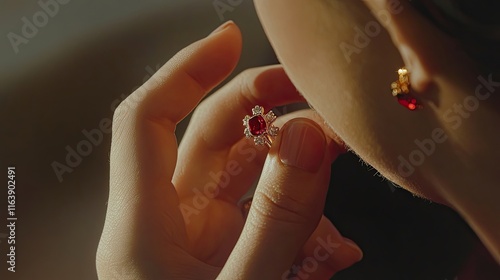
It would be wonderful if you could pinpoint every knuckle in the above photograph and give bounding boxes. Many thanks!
[111,103,132,137]
[112,106,125,125]
[237,68,258,89]
[112,84,149,125]
[112,100,133,124]
[250,185,311,226]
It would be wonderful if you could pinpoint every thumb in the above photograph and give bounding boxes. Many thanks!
[219,118,354,279]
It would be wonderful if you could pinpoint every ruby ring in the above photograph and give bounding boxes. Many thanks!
[243,105,279,148]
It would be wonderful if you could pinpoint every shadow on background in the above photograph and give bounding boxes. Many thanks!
[1,1,273,279]
[0,1,496,280]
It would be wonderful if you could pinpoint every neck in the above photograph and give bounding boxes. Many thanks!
[440,172,500,264]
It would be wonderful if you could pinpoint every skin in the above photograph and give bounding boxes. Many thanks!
[97,23,363,280]
[97,1,500,279]
[253,0,500,263]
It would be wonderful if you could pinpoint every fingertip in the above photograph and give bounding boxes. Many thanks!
[273,112,346,166]
[181,20,242,93]
[278,118,327,173]
[322,239,363,275]
[302,217,363,275]
[208,20,235,36]
[207,20,242,58]
[342,237,364,262]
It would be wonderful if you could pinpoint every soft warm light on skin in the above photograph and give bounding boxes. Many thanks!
[254,0,500,263]
[253,0,500,202]
[254,0,440,200]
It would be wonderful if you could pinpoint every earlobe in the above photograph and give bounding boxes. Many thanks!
[398,44,434,94]
[364,0,473,95]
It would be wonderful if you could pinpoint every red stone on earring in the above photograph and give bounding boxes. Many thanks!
[392,67,422,111]
[396,93,420,111]
[248,115,267,136]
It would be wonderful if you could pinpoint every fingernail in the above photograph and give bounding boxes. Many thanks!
[279,120,326,172]
[342,237,364,261]
[209,20,233,36]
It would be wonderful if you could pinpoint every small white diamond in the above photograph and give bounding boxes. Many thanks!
[254,136,265,145]
[244,128,251,138]
[265,111,276,123]
[252,106,263,115]
[243,115,250,126]
[269,126,279,137]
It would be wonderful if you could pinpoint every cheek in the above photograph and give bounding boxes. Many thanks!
[255,0,446,202]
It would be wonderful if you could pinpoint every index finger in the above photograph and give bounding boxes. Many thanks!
[98,22,242,267]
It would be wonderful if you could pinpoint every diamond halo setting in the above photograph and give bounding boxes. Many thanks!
[243,105,280,147]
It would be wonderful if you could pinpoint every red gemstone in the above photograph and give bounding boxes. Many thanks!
[396,94,420,111]
[248,115,267,136]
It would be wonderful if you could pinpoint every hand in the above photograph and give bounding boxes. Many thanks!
[96,21,362,280]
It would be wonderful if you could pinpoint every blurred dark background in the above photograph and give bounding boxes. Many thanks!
[327,153,478,280]
[0,0,495,279]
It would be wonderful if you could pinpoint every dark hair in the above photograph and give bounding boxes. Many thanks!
[411,0,500,73]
